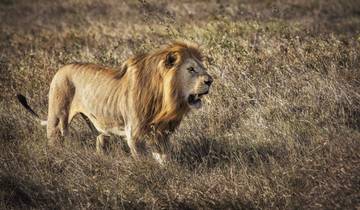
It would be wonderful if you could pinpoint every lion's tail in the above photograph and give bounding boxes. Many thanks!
[16,94,47,126]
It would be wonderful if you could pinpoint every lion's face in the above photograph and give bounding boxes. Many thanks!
[178,57,213,109]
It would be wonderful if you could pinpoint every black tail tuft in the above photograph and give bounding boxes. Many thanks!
[16,94,40,118]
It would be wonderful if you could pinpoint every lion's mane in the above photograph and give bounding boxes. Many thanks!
[123,42,203,137]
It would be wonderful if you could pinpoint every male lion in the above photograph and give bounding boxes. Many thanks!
[17,41,213,164]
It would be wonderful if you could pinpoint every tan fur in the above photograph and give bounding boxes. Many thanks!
[43,41,212,164]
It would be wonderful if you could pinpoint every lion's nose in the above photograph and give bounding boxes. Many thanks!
[204,75,213,86]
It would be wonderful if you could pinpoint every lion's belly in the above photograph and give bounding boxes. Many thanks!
[86,113,126,137]
[102,126,126,136]
[72,92,127,137]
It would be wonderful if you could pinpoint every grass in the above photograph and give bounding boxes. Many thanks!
[1,0,360,209]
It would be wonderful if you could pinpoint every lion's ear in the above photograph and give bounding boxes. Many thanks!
[165,52,177,68]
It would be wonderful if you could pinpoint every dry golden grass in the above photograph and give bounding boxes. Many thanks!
[1,0,360,209]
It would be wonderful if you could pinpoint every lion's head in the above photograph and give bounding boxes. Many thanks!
[160,42,213,109]
[126,41,213,130]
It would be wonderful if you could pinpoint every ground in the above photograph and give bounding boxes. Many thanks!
[0,0,360,209]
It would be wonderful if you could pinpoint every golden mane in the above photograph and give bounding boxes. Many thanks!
[125,42,203,135]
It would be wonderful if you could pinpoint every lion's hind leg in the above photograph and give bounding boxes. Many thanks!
[46,105,71,146]
[46,75,74,146]
[47,113,69,146]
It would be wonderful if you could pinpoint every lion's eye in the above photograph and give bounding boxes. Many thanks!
[187,67,195,73]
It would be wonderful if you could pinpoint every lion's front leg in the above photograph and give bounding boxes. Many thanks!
[96,134,110,155]
[152,152,170,165]
[126,135,147,160]
[150,135,172,165]
[124,124,148,160]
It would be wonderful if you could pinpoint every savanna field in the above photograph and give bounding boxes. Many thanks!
[1,0,360,209]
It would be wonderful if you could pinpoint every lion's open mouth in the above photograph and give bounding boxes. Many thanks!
[188,91,209,108]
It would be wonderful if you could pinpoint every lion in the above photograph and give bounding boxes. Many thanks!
[17,41,213,164]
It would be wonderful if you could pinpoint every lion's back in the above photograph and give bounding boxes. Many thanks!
[53,63,125,86]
